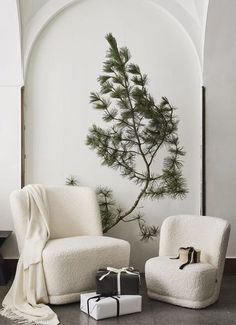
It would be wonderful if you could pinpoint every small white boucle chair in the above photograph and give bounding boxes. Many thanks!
[145,215,230,309]
[10,186,130,305]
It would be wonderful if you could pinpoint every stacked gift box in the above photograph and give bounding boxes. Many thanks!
[80,267,142,320]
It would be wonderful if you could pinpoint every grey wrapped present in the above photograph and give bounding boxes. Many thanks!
[80,292,142,320]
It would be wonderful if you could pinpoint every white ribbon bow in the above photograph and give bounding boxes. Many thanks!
[99,267,140,295]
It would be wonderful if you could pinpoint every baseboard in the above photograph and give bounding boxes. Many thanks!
[0,259,17,285]
[4,259,17,278]
[224,258,236,275]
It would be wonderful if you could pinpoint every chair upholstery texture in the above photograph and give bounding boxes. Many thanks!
[145,215,230,309]
[10,186,130,304]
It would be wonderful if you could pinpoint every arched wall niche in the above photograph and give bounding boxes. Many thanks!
[22,0,204,78]
[23,0,202,269]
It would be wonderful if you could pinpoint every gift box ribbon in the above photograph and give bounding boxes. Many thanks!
[99,267,140,295]
[87,295,120,317]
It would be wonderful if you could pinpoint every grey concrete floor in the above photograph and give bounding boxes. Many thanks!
[0,275,235,325]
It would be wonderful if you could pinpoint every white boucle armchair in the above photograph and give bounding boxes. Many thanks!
[145,215,230,309]
[10,186,130,305]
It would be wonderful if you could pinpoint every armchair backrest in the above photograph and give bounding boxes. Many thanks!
[10,186,103,252]
[159,215,230,270]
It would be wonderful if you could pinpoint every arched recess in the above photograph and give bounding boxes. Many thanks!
[22,0,203,269]
[23,0,203,78]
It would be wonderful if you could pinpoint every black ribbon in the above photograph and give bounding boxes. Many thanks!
[87,295,120,317]
[179,248,194,270]
[170,246,197,270]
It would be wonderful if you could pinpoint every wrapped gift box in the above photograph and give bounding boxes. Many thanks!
[96,267,140,295]
[179,248,201,263]
[80,292,142,320]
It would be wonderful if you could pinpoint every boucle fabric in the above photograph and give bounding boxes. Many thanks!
[1,184,59,325]
[145,215,230,308]
[10,186,103,253]
[10,185,130,305]
[146,256,216,304]
[43,236,130,304]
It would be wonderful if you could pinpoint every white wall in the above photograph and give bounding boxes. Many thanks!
[23,0,202,270]
[204,0,236,257]
[19,0,48,32]
[0,0,22,258]
[0,2,22,86]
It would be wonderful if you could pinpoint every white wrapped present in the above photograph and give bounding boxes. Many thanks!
[80,292,142,320]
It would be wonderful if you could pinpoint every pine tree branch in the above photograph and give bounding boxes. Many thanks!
[87,33,187,237]
[122,215,141,222]
[104,106,133,130]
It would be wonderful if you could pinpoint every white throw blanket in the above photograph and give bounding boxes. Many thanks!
[0,184,59,325]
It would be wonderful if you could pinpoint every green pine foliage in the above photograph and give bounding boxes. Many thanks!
[96,187,119,230]
[66,175,79,186]
[86,33,188,240]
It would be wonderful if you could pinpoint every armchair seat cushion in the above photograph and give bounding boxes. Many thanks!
[145,256,217,306]
[42,236,130,304]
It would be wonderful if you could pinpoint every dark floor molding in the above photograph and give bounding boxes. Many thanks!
[4,259,17,280]
[2,258,236,282]
[224,258,236,275]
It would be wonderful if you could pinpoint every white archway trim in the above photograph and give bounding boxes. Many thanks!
[23,0,204,80]
[154,0,203,69]
[201,0,210,72]
[176,0,202,28]
[23,0,79,76]
[150,0,203,81]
